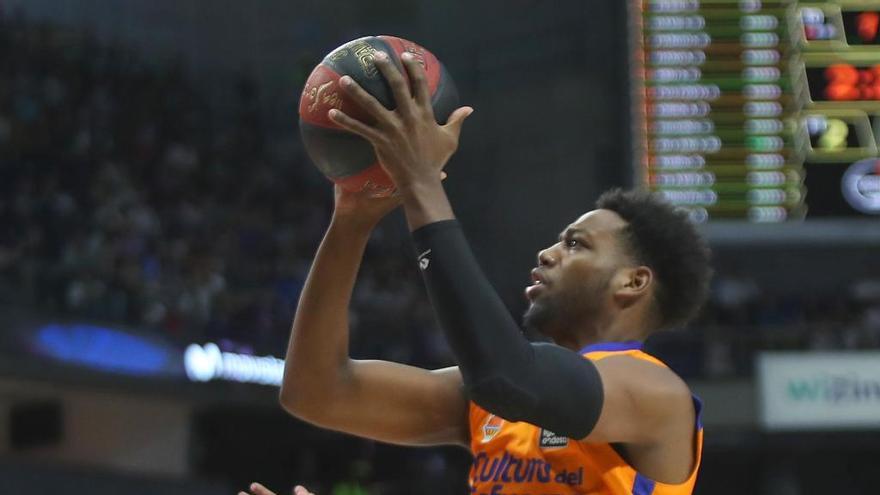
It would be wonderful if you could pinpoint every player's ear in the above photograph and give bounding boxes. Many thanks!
[613,266,653,308]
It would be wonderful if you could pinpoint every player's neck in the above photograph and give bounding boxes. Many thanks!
[558,314,648,352]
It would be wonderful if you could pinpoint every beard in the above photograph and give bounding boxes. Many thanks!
[522,270,614,341]
[522,296,562,335]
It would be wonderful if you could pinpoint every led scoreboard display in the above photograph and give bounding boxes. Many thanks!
[632,0,880,221]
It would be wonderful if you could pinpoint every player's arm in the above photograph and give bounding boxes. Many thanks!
[278,187,468,448]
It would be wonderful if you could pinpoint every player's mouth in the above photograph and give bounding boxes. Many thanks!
[525,268,548,300]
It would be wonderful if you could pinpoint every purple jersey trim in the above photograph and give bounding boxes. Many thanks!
[579,340,644,354]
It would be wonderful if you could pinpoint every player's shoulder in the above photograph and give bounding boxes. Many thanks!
[594,352,693,407]
[584,351,696,445]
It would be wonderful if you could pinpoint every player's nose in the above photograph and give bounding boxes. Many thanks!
[537,247,557,267]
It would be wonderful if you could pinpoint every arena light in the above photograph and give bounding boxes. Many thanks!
[184,343,285,387]
[32,323,175,377]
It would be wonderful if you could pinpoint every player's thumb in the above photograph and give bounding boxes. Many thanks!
[445,106,474,139]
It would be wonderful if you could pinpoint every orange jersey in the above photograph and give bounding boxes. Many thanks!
[468,341,703,495]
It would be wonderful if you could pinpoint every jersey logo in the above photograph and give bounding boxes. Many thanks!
[481,414,504,443]
[539,428,569,449]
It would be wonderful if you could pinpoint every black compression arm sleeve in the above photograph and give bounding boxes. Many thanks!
[412,220,604,439]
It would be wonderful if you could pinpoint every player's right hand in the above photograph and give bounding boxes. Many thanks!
[238,482,315,495]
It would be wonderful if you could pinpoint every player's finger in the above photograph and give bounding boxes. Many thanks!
[373,51,413,112]
[293,485,314,495]
[401,52,431,106]
[328,109,384,143]
[249,482,277,495]
[338,76,390,121]
[443,106,474,139]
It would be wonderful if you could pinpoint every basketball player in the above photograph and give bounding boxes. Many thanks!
[278,50,712,494]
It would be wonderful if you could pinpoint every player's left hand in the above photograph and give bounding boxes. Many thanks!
[328,50,473,192]
[333,183,402,225]
[239,482,315,495]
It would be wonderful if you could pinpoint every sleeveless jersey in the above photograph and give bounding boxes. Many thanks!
[468,341,703,495]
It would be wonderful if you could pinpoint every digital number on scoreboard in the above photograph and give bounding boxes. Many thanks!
[632,0,880,221]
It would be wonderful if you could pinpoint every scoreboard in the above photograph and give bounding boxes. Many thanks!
[631,0,880,221]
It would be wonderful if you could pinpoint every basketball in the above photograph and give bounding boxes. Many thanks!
[298,36,459,197]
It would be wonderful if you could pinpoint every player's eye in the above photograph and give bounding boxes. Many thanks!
[565,238,579,248]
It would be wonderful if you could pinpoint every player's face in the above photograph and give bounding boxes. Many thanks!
[523,209,632,340]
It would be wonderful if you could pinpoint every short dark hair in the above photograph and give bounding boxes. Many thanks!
[596,188,712,330]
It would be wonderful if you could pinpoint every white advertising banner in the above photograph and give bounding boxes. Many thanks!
[757,352,880,431]
[184,343,285,387]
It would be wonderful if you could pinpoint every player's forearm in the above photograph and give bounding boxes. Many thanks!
[401,182,531,380]
[410,220,532,379]
[399,179,455,231]
[280,215,371,412]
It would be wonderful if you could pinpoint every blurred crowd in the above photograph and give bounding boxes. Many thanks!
[0,17,451,369]
[1,17,879,384]
[652,275,880,378]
